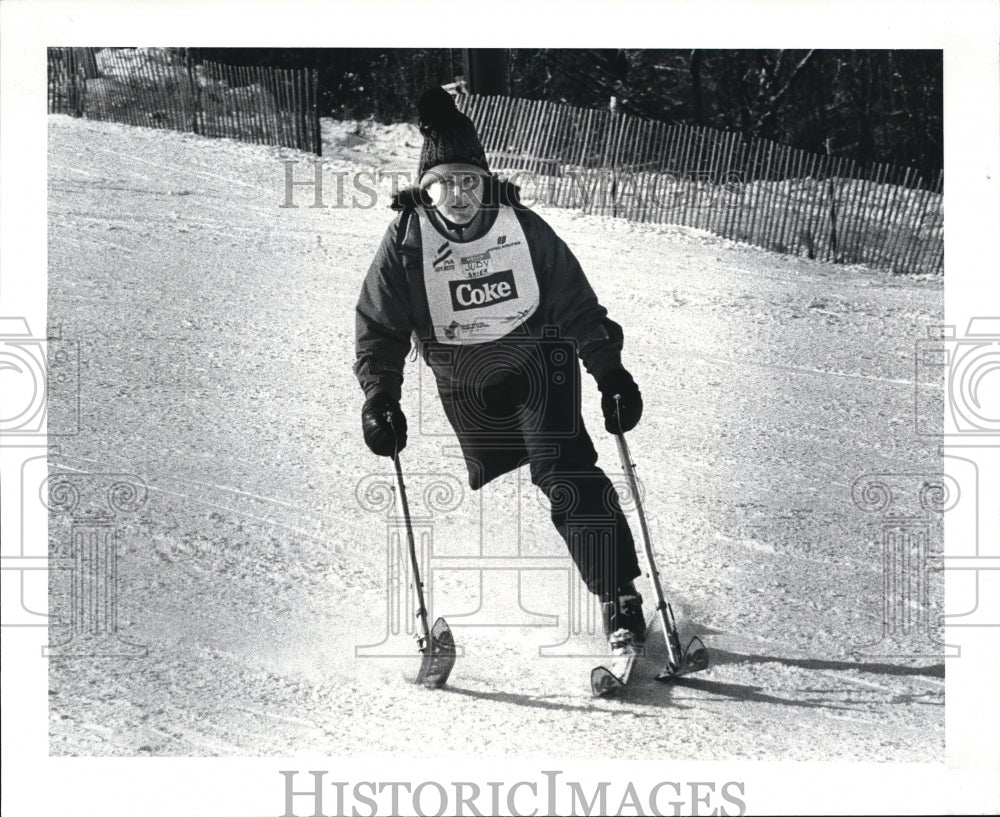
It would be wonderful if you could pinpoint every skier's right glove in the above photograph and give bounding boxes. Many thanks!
[361,393,407,457]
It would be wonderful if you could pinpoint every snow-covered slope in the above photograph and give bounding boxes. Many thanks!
[47,115,944,760]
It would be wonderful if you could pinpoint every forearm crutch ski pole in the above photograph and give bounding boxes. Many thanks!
[613,395,709,680]
[387,412,457,688]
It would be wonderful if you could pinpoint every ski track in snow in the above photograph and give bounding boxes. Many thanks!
[46,116,945,761]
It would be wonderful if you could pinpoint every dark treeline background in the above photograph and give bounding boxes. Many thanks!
[191,48,942,177]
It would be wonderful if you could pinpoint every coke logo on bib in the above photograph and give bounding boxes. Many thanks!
[449,269,519,311]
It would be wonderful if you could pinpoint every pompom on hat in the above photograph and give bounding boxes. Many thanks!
[416,87,490,185]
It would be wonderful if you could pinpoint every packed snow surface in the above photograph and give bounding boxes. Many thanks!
[47,115,944,759]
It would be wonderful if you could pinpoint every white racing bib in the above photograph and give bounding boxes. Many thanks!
[418,205,539,345]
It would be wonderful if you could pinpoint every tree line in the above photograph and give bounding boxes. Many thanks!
[191,49,942,177]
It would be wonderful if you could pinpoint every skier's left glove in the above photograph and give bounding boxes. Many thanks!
[598,368,643,434]
[362,393,407,457]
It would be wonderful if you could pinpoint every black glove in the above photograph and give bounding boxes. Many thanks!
[361,393,407,457]
[598,369,643,434]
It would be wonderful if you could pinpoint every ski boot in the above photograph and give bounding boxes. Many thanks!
[601,581,646,649]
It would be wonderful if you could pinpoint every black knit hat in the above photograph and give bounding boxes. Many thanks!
[416,87,490,183]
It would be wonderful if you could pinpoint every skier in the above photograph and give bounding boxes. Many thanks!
[354,87,647,646]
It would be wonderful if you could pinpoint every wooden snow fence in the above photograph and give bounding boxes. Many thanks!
[48,47,322,155]
[457,94,943,275]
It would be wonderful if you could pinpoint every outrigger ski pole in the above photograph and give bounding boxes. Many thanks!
[388,413,457,688]
[612,396,709,681]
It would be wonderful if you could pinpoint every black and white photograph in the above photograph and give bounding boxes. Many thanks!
[1,2,998,815]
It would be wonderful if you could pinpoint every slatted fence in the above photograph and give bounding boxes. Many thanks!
[457,94,943,275]
[48,47,321,155]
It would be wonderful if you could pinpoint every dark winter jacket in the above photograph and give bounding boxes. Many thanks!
[354,180,625,403]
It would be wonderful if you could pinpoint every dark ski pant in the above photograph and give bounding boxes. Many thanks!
[440,373,641,602]
[527,433,642,602]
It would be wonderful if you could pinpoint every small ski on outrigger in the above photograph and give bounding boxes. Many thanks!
[389,415,457,688]
[590,614,657,697]
[591,397,709,697]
